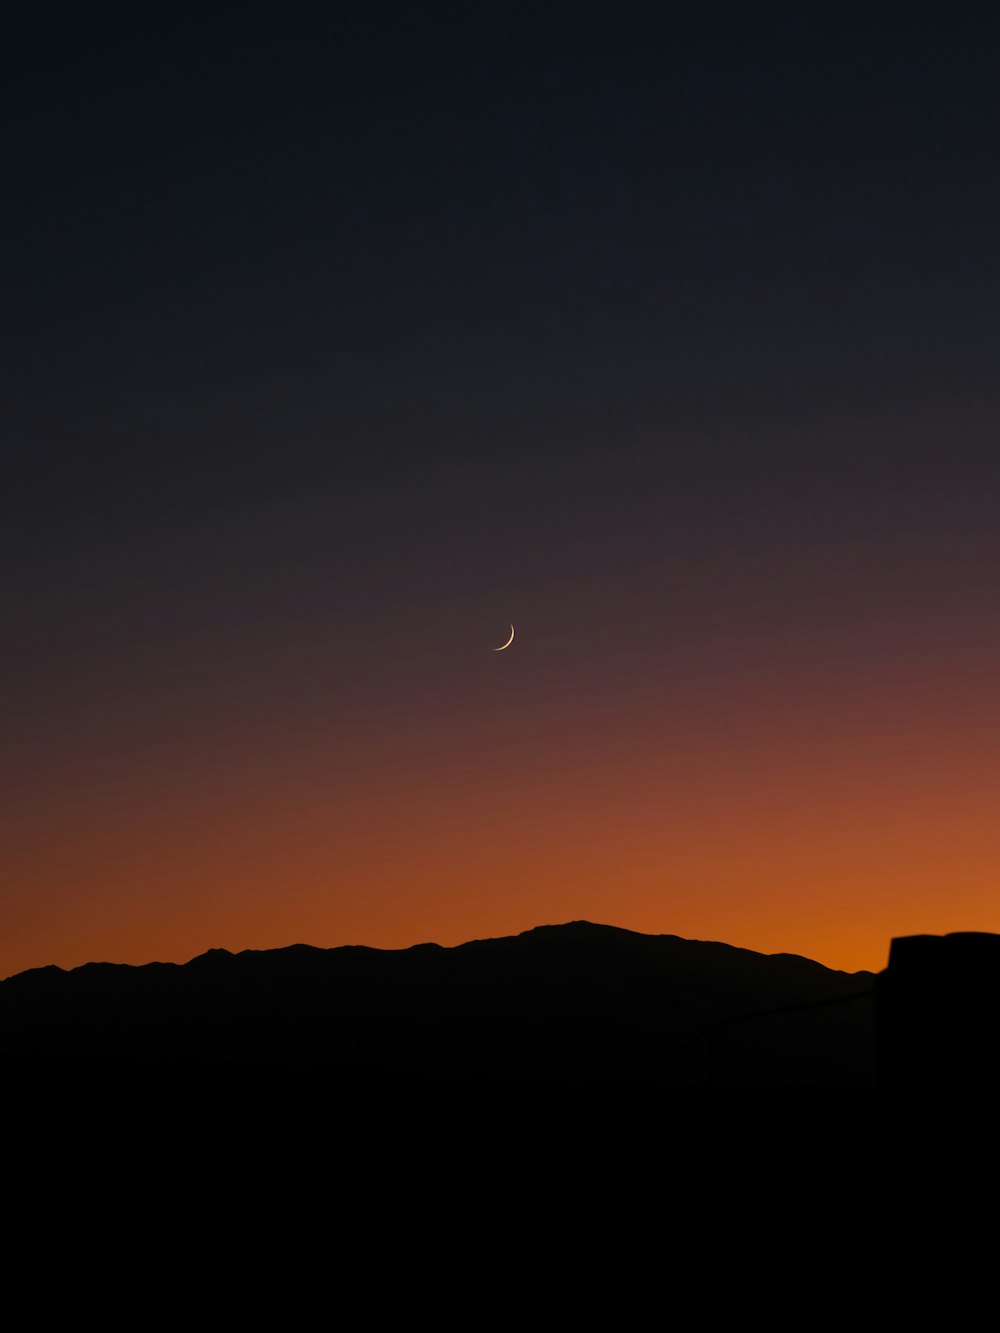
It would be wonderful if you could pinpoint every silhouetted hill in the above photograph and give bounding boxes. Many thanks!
[0,922,875,1088]
[877,931,1000,1089]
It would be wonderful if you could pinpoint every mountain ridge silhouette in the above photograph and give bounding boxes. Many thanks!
[2,919,874,983]
[0,921,876,1087]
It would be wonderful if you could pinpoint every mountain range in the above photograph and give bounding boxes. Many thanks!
[0,921,876,1088]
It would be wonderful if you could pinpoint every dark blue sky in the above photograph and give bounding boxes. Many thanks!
[7,4,1000,532]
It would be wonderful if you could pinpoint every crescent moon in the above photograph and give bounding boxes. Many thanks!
[494,624,515,651]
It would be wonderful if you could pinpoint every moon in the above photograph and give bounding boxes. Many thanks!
[494,624,515,651]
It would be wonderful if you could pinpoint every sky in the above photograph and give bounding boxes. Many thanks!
[4,5,1000,976]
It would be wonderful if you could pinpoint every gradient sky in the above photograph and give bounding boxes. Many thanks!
[5,6,1000,976]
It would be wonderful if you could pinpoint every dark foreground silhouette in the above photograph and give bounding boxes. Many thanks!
[876,931,1000,1090]
[0,922,877,1090]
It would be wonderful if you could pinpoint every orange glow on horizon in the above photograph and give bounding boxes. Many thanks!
[7,609,1000,980]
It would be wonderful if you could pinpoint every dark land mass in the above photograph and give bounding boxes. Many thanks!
[0,921,877,1091]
